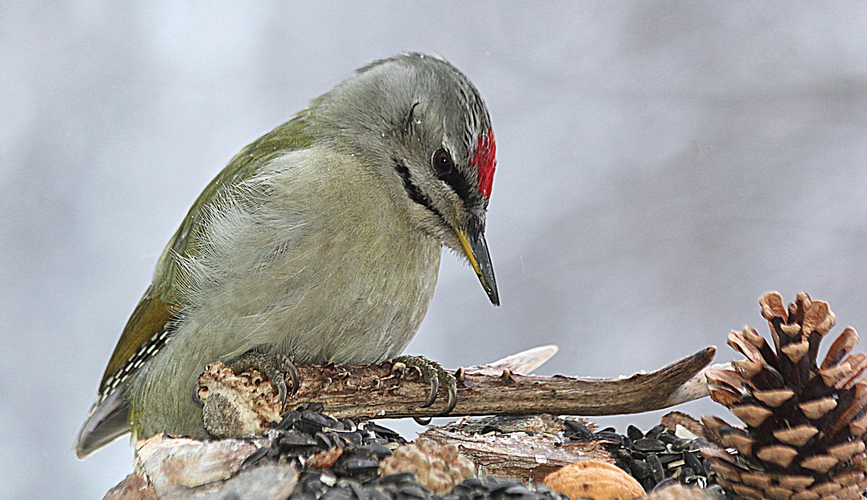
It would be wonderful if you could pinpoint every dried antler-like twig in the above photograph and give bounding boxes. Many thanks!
[198,346,717,437]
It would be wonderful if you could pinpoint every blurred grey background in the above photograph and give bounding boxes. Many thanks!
[4,1,867,498]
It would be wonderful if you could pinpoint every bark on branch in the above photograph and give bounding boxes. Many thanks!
[198,346,717,436]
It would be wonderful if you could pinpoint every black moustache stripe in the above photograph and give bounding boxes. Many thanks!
[393,160,445,221]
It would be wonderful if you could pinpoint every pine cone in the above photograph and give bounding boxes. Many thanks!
[379,438,475,494]
[702,292,867,500]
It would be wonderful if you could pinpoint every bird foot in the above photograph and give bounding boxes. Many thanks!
[392,355,457,416]
[214,351,299,408]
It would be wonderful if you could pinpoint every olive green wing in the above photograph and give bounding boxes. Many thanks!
[74,117,312,458]
[100,118,313,386]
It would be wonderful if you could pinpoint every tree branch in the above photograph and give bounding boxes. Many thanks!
[197,346,717,436]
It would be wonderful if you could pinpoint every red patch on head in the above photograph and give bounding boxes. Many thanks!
[471,129,496,198]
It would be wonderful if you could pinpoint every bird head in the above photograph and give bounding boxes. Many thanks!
[306,53,499,305]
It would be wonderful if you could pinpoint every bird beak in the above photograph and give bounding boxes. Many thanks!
[456,225,499,306]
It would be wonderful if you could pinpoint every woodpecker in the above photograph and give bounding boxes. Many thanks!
[74,53,498,458]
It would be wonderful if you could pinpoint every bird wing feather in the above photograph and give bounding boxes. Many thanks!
[75,118,313,458]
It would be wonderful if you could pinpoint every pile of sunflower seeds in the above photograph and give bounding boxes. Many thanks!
[293,471,569,500]
[564,421,726,498]
[245,404,570,500]
[243,403,403,480]
[445,476,568,500]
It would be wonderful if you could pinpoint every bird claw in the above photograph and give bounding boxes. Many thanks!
[223,351,300,407]
[393,355,457,416]
[192,380,205,407]
[422,370,440,408]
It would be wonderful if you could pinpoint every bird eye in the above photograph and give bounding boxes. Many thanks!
[432,149,453,175]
